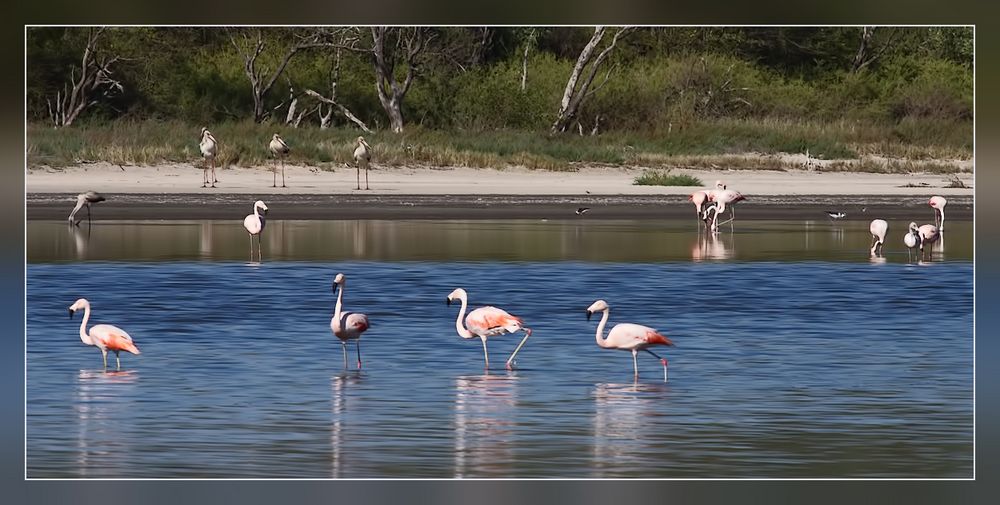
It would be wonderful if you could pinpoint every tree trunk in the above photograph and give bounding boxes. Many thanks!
[46,28,122,127]
[370,27,430,134]
[551,27,630,134]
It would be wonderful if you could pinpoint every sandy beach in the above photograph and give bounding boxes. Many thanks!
[26,163,974,220]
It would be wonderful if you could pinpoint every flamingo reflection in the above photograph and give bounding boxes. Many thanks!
[453,374,519,478]
[75,369,138,477]
[591,381,666,477]
[330,371,363,478]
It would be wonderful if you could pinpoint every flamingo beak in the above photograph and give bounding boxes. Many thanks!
[68,309,74,319]
[586,310,592,321]
[446,298,452,306]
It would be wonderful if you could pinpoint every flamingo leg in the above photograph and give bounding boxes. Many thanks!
[115,351,121,370]
[644,349,668,382]
[211,158,217,187]
[632,349,639,377]
[202,167,208,188]
[342,341,348,369]
[356,339,362,370]
[257,234,263,262]
[365,166,369,190]
[101,349,108,369]
[273,160,277,187]
[356,164,361,190]
[481,337,490,369]
[248,234,253,261]
[505,328,532,370]
[281,158,286,188]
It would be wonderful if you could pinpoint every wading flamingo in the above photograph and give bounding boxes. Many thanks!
[708,189,746,228]
[689,190,709,223]
[269,133,290,188]
[586,299,674,381]
[908,222,939,261]
[243,200,268,262]
[69,298,140,370]
[200,127,219,188]
[869,219,888,256]
[447,288,532,370]
[67,191,106,226]
[904,225,919,261]
[331,273,370,369]
[929,196,947,231]
[353,136,372,190]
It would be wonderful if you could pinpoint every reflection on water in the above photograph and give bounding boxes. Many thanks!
[75,369,139,477]
[330,371,363,478]
[29,219,973,263]
[592,382,667,478]
[453,373,519,478]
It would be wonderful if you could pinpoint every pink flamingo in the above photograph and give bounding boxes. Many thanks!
[929,196,947,231]
[586,299,674,381]
[908,222,939,261]
[69,298,140,370]
[243,200,268,262]
[331,273,370,369]
[446,288,532,370]
[689,190,709,222]
[869,219,888,256]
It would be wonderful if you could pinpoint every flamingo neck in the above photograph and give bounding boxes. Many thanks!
[594,308,612,348]
[454,295,474,339]
[333,284,344,323]
[68,197,85,222]
[78,304,94,346]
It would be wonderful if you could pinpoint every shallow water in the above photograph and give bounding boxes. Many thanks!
[26,220,973,478]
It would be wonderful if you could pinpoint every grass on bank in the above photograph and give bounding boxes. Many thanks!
[633,171,703,186]
[26,118,972,173]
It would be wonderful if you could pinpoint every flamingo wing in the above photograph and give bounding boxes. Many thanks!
[607,323,674,349]
[344,312,370,333]
[243,214,262,235]
[466,306,523,337]
[90,324,140,354]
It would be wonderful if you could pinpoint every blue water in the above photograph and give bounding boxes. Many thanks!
[26,260,973,478]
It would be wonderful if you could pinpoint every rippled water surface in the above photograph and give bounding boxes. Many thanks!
[26,220,973,478]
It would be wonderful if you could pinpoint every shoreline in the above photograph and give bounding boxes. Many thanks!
[27,193,973,221]
[26,163,974,221]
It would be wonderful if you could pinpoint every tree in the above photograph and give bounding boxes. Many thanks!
[851,27,897,73]
[551,26,632,134]
[304,48,371,132]
[228,28,333,123]
[368,27,435,133]
[46,28,123,127]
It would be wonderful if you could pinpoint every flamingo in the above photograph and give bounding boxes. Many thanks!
[200,127,219,188]
[689,190,709,223]
[68,298,140,370]
[908,222,939,261]
[701,201,721,233]
[869,219,888,256]
[904,225,919,261]
[353,136,372,190]
[243,200,268,262]
[707,189,746,228]
[929,196,947,231]
[586,299,674,381]
[269,133,290,188]
[446,288,532,370]
[331,273,370,369]
[67,191,106,226]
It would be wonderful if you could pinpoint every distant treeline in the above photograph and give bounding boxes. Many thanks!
[26,26,972,133]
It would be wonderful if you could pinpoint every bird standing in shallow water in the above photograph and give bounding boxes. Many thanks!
[586,299,674,381]
[447,288,533,370]
[929,196,947,231]
[331,273,370,369]
[909,221,939,261]
[869,219,888,256]
[243,200,268,262]
[68,191,106,226]
[69,298,140,370]
[269,133,290,188]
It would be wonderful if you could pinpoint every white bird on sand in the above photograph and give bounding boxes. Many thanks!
[243,200,268,262]
[869,219,888,256]
[200,127,219,188]
[586,299,674,381]
[68,191,106,226]
[69,298,140,370]
[929,196,947,231]
[353,136,372,190]
[269,133,290,188]
[447,288,533,370]
[331,273,371,369]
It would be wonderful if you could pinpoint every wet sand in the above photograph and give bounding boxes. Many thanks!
[27,192,973,221]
